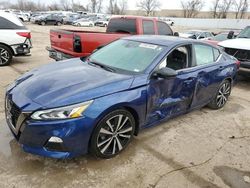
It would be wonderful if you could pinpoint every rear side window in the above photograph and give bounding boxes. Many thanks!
[143,20,155,34]
[0,16,26,29]
[157,21,173,35]
[107,19,137,34]
[194,44,214,65]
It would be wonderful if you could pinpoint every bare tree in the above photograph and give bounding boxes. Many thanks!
[137,0,161,16]
[107,0,127,14]
[234,0,249,18]
[72,1,88,11]
[217,0,234,18]
[211,0,221,18]
[48,2,61,10]
[119,0,128,14]
[180,0,204,18]
[60,0,72,11]
[89,0,103,13]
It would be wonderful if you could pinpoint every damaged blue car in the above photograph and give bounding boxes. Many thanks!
[5,36,238,159]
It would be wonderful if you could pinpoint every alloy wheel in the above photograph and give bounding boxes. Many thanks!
[96,114,134,156]
[0,48,10,65]
[216,82,231,108]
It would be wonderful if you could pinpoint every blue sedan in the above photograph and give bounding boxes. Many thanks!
[5,36,238,159]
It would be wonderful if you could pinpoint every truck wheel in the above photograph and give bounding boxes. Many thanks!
[0,44,12,66]
[41,21,46,26]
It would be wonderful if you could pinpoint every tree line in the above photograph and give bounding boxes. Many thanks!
[0,0,249,18]
[181,0,249,18]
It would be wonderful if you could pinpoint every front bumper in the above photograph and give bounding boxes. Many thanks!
[5,96,95,159]
[46,47,73,61]
[7,116,94,159]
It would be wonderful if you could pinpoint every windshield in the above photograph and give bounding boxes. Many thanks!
[211,33,228,41]
[87,40,164,74]
[237,27,250,38]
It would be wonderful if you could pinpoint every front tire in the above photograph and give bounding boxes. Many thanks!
[0,44,12,66]
[41,21,46,26]
[208,80,231,109]
[90,109,135,159]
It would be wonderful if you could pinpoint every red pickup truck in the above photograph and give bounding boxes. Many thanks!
[47,16,174,60]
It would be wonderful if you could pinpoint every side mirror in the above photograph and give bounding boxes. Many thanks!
[227,31,234,39]
[154,67,177,79]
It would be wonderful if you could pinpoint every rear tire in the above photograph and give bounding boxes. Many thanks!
[208,80,231,109]
[90,109,135,159]
[0,44,12,66]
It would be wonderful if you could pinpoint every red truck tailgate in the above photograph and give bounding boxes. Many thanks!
[50,29,75,55]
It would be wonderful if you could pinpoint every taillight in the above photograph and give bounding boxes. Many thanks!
[235,60,241,69]
[16,32,31,39]
[73,35,82,53]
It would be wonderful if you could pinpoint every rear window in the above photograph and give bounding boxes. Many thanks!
[157,21,173,35]
[0,16,26,30]
[143,20,155,34]
[107,18,137,34]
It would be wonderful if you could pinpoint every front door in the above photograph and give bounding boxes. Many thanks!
[146,45,197,126]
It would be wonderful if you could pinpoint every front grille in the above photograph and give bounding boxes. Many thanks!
[6,97,21,128]
[225,48,250,62]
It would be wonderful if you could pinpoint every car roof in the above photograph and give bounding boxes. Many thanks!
[124,35,194,47]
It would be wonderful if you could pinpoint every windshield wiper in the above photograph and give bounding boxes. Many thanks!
[87,60,115,73]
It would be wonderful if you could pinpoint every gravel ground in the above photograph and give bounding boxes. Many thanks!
[0,23,250,188]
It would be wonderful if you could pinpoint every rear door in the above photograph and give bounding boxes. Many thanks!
[190,44,223,108]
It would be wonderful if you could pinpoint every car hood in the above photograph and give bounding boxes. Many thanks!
[219,38,250,50]
[9,58,135,109]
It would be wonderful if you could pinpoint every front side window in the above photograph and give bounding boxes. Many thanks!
[88,40,164,73]
[159,46,190,71]
[143,20,155,35]
[194,44,214,65]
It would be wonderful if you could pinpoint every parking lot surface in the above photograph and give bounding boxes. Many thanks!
[0,24,250,188]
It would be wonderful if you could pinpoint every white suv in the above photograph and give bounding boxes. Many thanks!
[0,12,32,66]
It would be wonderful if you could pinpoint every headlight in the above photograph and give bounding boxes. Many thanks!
[31,100,93,120]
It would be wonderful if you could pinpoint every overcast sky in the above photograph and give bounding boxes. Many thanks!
[3,0,216,10]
